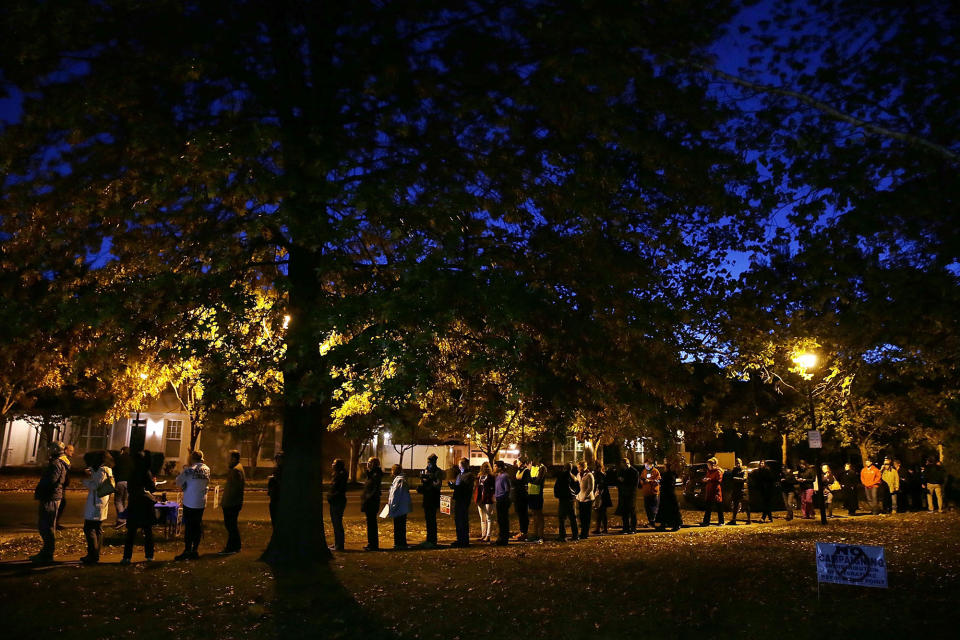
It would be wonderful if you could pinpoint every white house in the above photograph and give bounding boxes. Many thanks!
[0,391,192,468]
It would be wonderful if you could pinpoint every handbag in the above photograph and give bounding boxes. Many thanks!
[829,480,842,491]
[96,472,116,498]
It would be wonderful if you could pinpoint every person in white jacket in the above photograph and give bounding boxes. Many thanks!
[81,451,115,564]
[576,461,595,539]
[174,450,210,560]
[386,464,412,550]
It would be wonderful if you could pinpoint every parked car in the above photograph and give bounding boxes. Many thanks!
[681,463,709,507]
[745,460,784,511]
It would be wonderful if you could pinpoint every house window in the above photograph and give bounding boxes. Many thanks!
[553,436,583,465]
[164,420,183,459]
[78,420,110,453]
[260,431,276,460]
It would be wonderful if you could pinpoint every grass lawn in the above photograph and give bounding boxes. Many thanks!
[1,509,957,639]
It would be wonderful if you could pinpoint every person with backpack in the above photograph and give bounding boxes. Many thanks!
[31,441,70,563]
[81,450,115,564]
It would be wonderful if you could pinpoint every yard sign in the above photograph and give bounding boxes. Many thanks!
[816,543,888,588]
[440,495,451,515]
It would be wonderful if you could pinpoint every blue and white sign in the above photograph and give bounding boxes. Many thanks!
[815,543,888,588]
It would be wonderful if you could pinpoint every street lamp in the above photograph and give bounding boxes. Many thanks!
[793,351,827,525]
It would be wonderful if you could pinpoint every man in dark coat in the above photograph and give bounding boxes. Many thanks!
[220,450,245,554]
[511,459,530,541]
[449,458,474,547]
[554,463,579,541]
[617,458,639,534]
[31,441,70,563]
[418,453,444,548]
[360,457,384,551]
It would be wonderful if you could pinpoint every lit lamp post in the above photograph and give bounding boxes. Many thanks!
[793,352,827,525]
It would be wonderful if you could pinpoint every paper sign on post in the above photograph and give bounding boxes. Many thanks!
[807,430,822,448]
[440,495,451,515]
[816,543,887,588]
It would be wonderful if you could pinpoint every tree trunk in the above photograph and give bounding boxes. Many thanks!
[781,434,788,465]
[349,437,365,483]
[857,441,873,465]
[261,244,331,567]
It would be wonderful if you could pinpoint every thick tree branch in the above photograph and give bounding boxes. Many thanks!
[688,61,958,163]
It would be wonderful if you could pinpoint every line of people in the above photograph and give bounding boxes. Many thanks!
[346,455,687,551]
[29,444,246,564]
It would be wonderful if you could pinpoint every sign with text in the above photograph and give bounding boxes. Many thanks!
[807,430,822,449]
[816,543,887,588]
[440,495,451,515]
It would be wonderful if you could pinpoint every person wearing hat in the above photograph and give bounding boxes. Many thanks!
[31,441,70,562]
[417,452,444,548]
[175,449,211,560]
[880,456,899,514]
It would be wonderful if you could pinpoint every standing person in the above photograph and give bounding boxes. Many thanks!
[617,458,639,534]
[880,457,899,514]
[725,459,747,525]
[894,459,909,513]
[387,464,412,550]
[31,441,69,563]
[797,461,816,519]
[80,451,114,564]
[821,464,839,518]
[526,459,547,542]
[174,449,210,560]
[639,459,661,528]
[267,452,284,529]
[449,458,475,547]
[701,457,724,526]
[924,457,946,513]
[592,463,613,534]
[418,453,444,548]
[511,459,530,541]
[361,457,384,551]
[121,450,157,564]
[753,461,776,523]
[494,460,512,545]
[555,463,579,542]
[56,444,75,530]
[861,459,882,515]
[220,450,245,554]
[906,465,923,511]
[654,460,682,531]
[474,462,495,542]
[840,462,860,515]
[328,459,348,551]
[779,466,798,521]
[112,446,132,528]
[576,461,594,539]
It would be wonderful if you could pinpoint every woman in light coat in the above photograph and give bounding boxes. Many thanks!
[81,450,114,564]
[576,461,595,539]
[386,464,412,549]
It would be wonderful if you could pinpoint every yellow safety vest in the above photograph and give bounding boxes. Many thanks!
[528,465,542,495]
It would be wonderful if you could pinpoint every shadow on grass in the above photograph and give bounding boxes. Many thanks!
[269,562,399,640]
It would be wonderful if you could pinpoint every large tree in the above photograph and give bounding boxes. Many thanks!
[1,1,763,567]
